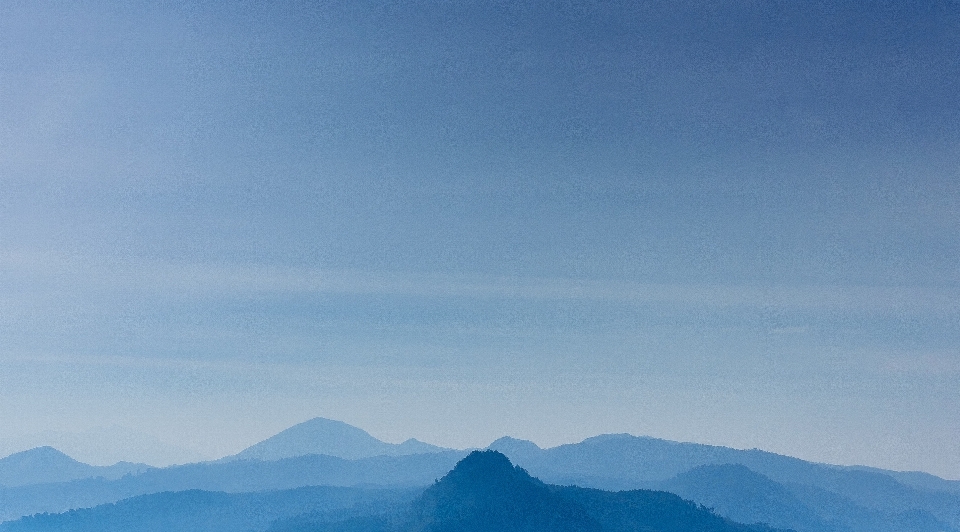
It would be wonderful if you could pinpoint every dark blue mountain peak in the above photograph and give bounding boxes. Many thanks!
[412,450,600,531]
[439,450,538,489]
[417,451,550,514]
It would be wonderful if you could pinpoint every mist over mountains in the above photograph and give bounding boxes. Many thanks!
[1,450,782,532]
[1,418,957,532]
[3,1,958,531]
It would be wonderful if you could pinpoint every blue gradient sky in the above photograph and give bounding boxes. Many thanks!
[1,1,959,477]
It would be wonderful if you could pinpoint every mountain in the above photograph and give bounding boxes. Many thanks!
[0,452,783,532]
[229,418,449,461]
[0,428,211,467]
[488,435,960,532]
[3,426,958,532]
[272,450,784,532]
[0,447,150,488]
[658,464,842,532]
[0,485,420,532]
[406,450,600,532]
[0,450,466,522]
[659,464,956,532]
[782,481,958,532]
[487,433,960,500]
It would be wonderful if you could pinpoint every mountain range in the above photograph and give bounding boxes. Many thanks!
[0,485,420,532]
[405,450,783,532]
[1,451,784,532]
[1,418,958,532]
[0,450,465,522]
[275,451,786,532]
[487,434,960,532]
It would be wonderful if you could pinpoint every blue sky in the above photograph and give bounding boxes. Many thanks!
[1,0,959,476]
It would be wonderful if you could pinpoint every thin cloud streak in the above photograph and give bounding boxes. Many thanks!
[3,250,956,313]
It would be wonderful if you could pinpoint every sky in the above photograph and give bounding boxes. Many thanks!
[1,0,959,477]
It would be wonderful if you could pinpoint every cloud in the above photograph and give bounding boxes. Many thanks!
[2,249,957,314]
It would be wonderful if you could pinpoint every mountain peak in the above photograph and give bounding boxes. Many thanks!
[411,450,600,531]
[396,438,447,454]
[427,450,543,497]
[1,446,79,465]
[232,418,383,461]
[230,418,450,462]
[292,417,363,433]
[0,446,98,488]
[445,450,529,482]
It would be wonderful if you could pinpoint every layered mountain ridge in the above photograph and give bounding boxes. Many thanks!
[1,452,783,532]
[2,419,957,532]
[269,451,783,532]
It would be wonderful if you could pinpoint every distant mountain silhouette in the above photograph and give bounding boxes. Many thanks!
[0,447,149,488]
[3,425,959,532]
[659,464,834,532]
[782,481,958,532]
[229,418,449,461]
[278,451,784,532]
[486,435,960,532]
[0,450,466,522]
[0,485,419,532]
[1,452,787,532]
[0,427,211,467]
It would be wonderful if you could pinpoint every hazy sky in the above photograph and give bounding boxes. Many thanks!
[1,0,959,477]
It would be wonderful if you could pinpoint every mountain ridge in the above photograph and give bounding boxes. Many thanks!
[269,450,786,532]
[0,447,150,489]
[0,452,786,532]
[3,419,958,532]
[486,434,960,532]
[0,485,421,532]
[0,428,210,467]
[227,418,450,462]
[0,450,467,522]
